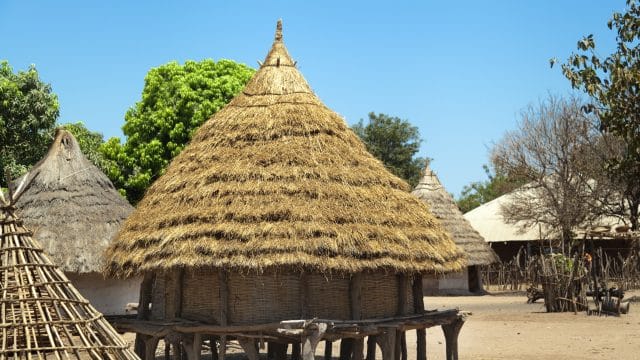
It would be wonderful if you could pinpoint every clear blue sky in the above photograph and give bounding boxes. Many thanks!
[0,1,625,197]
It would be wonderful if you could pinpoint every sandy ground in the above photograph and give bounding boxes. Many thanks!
[123,291,640,359]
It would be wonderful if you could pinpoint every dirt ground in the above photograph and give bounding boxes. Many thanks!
[123,290,640,359]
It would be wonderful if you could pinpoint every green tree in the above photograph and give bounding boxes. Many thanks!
[59,122,108,172]
[352,112,426,187]
[456,164,525,213]
[0,61,59,187]
[102,59,254,203]
[557,0,640,229]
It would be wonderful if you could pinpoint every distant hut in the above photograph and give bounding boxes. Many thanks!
[412,165,498,294]
[11,129,138,315]
[105,21,466,360]
[0,196,137,359]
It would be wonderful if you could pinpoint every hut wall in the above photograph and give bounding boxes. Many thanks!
[422,270,469,296]
[66,272,141,316]
[152,269,407,324]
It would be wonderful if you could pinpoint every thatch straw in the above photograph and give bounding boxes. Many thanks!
[104,20,465,278]
[412,165,498,266]
[11,129,133,273]
[0,205,138,359]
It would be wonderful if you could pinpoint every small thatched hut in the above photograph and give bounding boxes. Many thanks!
[105,21,467,360]
[11,129,138,315]
[412,165,498,294]
[0,197,138,359]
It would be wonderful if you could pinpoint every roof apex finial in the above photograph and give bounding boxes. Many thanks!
[275,19,283,42]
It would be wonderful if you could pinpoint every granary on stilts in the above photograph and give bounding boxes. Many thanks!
[105,21,468,360]
[0,193,138,359]
[10,129,138,316]
[412,165,498,295]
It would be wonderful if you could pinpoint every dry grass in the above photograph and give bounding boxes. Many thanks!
[105,21,465,278]
[11,129,133,273]
[412,166,499,266]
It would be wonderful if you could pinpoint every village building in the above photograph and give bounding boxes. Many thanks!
[0,193,138,359]
[105,21,468,360]
[10,129,139,316]
[412,165,498,294]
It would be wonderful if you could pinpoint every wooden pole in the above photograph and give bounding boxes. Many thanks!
[442,317,464,360]
[350,272,363,360]
[366,336,376,360]
[396,275,408,360]
[413,274,427,360]
[324,341,333,360]
[218,271,229,360]
[135,272,155,358]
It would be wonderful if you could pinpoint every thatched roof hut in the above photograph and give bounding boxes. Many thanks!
[412,165,498,294]
[11,129,138,315]
[0,201,137,359]
[412,165,498,266]
[104,21,465,360]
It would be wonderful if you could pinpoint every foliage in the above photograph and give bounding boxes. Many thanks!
[352,112,426,188]
[557,0,640,229]
[59,122,108,173]
[491,95,611,251]
[0,61,59,187]
[101,59,254,203]
[456,164,525,213]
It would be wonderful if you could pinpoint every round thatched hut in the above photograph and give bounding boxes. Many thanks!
[11,129,138,315]
[412,165,498,294]
[0,197,138,359]
[105,21,466,360]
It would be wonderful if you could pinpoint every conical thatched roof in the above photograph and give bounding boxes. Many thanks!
[11,129,133,273]
[0,203,137,359]
[104,21,465,278]
[412,165,498,266]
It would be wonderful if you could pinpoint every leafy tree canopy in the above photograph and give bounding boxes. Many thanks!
[456,164,525,213]
[0,61,59,186]
[352,112,426,188]
[102,59,255,203]
[557,0,640,229]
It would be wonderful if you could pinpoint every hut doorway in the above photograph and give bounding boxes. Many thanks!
[468,266,481,293]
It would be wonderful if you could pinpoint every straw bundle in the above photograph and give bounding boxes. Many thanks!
[11,129,133,273]
[105,21,465,278]
[412,165,498,266]
[0,204,137,359]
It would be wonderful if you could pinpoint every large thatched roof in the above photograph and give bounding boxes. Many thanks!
[11,129,133,273]
[0,203,137,359]
[104,21,464,278]
[412,165,498,266]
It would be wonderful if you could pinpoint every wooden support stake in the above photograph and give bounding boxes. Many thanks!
[145,337,160,360]
[218,270,229,360]
[396,274,409,360]
[366,336,377,360]
[324,341,333,360]
[376,330,396,360]
[164,340,171,360]
[413,275,427,360]
[174,268,185,319]
[340,339,354,360]
[442,317,465,360]
[192,334,202,360]
[269,342,287,360]
[291,342,302,360]
[302,323,327,360]
[238,338,259,360]
[353,338,364,360]
[345,272,363,360]
[135,273,155,357]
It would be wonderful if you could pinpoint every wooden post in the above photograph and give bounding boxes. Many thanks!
[164,339,171,360]
[135,272,155,358]
[218,271,229,360]
[347,272,363,360]
[366,336,376,360]
[324,341,333,360]
[192,334,202,360]
[302,323,327,360]
[413,275,427,360]
[238,338,259,360]
[376,330,396,360]
[291,342,302,360]
[442,317,465,360]
[175,268,185,319]
[269,343,287,360]
[145,337,160,360]
[396,275,408,360]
